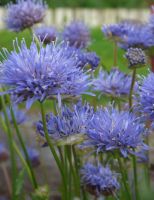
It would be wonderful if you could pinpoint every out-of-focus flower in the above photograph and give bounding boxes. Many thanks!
[0,40,91,109]
[27,147,40,168]
[0,143,9,163]
[125,47,147,69]
[138,72,154,120]
[2,106,27,125]
[36,102,94,145]
[35,26,57,44]
[5,0,46,32]
[80,163,120,197]
[83,106,148,157]
[93,68,136,98]
[102,22,132,41]
[119,25,154,49]
[63,21,90,48]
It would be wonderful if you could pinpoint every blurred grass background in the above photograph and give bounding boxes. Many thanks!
[0,0,148,8]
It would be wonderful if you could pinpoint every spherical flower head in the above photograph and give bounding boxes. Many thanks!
[35,26,57,44]
[125,48,147,69]
[5,0,47,32]
[27,147,40,168]
[63,21,90,48]
[102,22,131,41]
[80,163,120,197]
[138,72,154,120]
[36,102,94,145]
[0,40,91,109]
[83,106,147,157]
[0,143,9,163]
[93,68,136,98]
[119,25,154,49]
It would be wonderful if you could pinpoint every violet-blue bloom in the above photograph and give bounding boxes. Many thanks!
[35,26,57,44]
[5,0,46,32]
[83,106,148,157]
[63,21,90,48]
[102,22,133,41]
[0,40,91,109]
[80,163,120,197]
[36,102,94,142]
[3,106,27,125]
[27,147,40,168]
[138,72,154,120]
[93,68,135,98]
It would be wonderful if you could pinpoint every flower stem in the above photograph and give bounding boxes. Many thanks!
[10,106,38,189]
[39,102,67,200]
[117,157,131,200]
[129,68,136,109]
[0,96,17,200]
[113,41,118,66]
[132,155,139,200]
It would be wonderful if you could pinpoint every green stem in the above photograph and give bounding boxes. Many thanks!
[113,41,118,66]
[0,96,17,200]
[129,68,136,109]
[39,102,67,200]
[117,157,131,200]
[10,106,38,189]
[132,155,139,200]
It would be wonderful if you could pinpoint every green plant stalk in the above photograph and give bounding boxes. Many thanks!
[10,106,38,189]
[0,115,33,185]
[132,155,139,200]
[113,41,118,66]
[129,68,136,108]
[39,102,67,200]
[0,96,17,200]
[66,145,80,197]
[117,156,131,200]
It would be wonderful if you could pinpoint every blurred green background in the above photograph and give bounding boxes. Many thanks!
[0,0,150,8]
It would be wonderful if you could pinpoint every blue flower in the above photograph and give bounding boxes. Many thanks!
[36,102,94,145]
[119,25,154,49]
[2,106,27,125]
[102,22,132,41]
[138,72,154,120]
[5,0,47,32]
[27,147,40,168]
[35,26,57,44]
[62,21,90,48]
[125,47,147,68]
[80,163,120,197]
[0,143,9,162]
[0,40,91,109]
[93,68,135,98]
[83,106,147,157]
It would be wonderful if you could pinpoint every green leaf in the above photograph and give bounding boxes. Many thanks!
[15,168,26,196]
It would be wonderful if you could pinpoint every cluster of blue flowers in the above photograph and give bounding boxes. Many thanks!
[1,0,154,199]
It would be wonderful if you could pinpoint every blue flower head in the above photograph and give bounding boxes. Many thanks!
[27,147,40,168]
[5,0,47,32]
[138,72,154,120]
[35,26,57,44]
[93,68,135,98]
[80,163,120,197]
[63,21,90,48]
[36,102,94,145]
[102,22,132,41]
[83,106,148,157]
[0,40,91,109]
[125,47,147,69]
